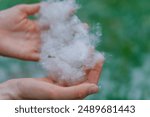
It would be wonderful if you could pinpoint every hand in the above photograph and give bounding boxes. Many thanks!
[0,60,103,100]
[0,4,42,61]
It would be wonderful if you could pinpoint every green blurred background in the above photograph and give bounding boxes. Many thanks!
[0,0,150,99]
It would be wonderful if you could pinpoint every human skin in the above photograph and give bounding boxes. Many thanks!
[0,4,41,61]
[0,60,103,100]
[0,4,104,100]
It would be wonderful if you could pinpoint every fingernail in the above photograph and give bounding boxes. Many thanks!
[88,85,98,95]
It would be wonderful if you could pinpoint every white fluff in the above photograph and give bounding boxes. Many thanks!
[39,0,104,84]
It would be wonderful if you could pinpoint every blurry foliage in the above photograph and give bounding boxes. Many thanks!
[0,0,39,9]
[0,0,150,99]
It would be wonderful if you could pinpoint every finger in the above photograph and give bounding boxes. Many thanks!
[36,21,50,31]
[25,20,41,33]
[54,83,99,100]
[30,53,40,61]
[87,59,104,84]
[19,4,40,16]
[69,8,75,16]
[84,47,95,74]
[21,50,40,61]
[83,23,89,30]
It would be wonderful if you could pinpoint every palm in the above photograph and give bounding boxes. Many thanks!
[0,4,40,61]
[17,61,103,100]
[41,61,103,86]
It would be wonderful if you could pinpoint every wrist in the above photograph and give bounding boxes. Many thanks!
[0,80,21,100]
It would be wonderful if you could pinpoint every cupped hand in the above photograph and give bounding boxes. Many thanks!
[0,60,103,100]
[0,4,42,61]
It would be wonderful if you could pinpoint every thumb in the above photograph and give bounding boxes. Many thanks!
[18,4,40,16]
[55,83,99,100]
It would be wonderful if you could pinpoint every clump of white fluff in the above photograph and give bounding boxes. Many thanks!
[39,0,104,84]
